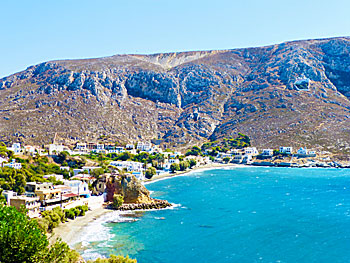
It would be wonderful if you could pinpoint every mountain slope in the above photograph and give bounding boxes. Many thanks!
[1,37,350,153]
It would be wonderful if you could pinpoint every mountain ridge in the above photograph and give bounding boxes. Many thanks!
[1,36,350,155]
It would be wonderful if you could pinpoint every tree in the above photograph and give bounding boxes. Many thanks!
[170,163,180,173]
[223,157,231,163]
[185,146,201,156]
[179,161,189,171]
[113,194,124,209]
[189,159,197,168]
[145,167,156,179]
[0,202,77,263]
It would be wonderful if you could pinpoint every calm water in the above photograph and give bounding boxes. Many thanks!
[75,167,350,263]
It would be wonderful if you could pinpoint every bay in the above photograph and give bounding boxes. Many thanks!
[74,167,350,263]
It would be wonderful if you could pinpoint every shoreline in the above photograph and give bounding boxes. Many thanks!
[144,163,246,185]
[53,163,348,246]
[52,206,112,245]
[53,163,239,245]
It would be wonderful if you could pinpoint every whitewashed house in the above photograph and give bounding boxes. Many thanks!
[244,147,259,156]
[279,147,293,154]
[297,147,308,155]
[125,144,135,150]
[137,141,152,152]
[49,144,70,155]
[109,161,145,180]
[63,180,90,197]
[8,143,21,154]
[3,160,22,169]
[297,148,316,157]
[262,149,274,157]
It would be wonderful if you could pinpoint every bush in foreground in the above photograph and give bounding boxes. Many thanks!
[88,254,137,263]
[0,202,79,263]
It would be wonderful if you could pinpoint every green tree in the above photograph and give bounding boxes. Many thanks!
[179,161,189,171]
[188,159,197,168]
[223,157,231,163]
[0,202,78,263]
[170,163,180,173]
[145,167,156,179]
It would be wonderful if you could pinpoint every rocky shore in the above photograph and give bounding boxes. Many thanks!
[118,199,171,211]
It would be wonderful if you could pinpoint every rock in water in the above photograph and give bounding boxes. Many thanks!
[106,174,169,208]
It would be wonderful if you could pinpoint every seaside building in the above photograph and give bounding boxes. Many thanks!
[296,148,317,157]
[262,149,274,157]
[63,180,90,198]
[9,195,41,218]
[244,147,259,156]
[279,147,293,155]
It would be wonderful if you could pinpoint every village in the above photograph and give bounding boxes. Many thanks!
[1,138,349,219]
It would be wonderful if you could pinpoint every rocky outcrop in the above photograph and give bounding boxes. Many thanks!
[1,37,350,153]
[106,174,170,209]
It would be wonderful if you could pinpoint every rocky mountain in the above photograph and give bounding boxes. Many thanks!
[1,37,350,154]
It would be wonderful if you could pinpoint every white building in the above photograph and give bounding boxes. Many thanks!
[8,143,21,154]
[297,148,316,156]
[279,147,293,154]
[3,160,22,169]
[137,141,152,152]
[63,180,90,197]
[297,147,308,155]
[49,144,69,155]
[109,161,145,180]
[0,157,8,164]
[43,174,64,181]
[262,149,274,157]
[244,147,259,156]
[125,144,134,150]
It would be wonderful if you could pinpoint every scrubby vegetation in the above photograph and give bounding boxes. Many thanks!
[37,205,89,232]
[0,201,135,262]
[0,201,80,263]
[113,194,124,209]
[145,167,156,179]
[185,133,251,157]
[87,255,137,263]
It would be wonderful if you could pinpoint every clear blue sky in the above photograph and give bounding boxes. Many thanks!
[1,0,349,78]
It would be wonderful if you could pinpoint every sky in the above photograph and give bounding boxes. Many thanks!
[1,0,350,78]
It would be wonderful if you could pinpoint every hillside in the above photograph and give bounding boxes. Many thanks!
[1,37,350,154]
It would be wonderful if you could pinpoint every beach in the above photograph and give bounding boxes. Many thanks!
[52,207,112,245]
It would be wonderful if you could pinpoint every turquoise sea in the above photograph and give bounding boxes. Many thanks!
[74,167,350,262]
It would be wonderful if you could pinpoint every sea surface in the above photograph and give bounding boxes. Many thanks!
[74,167,350,262]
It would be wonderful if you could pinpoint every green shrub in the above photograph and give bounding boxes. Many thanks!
[0,202,77,263]
[88,254,137,263]
[113,194,124,209]
[170,163,180,173]
[65,209,75,220]
[189,159,197,168]
[145,167,156,179]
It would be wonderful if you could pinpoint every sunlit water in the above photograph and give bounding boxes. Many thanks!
[73,167,350,262]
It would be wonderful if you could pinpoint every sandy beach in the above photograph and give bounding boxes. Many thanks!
[52,206,112,245]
